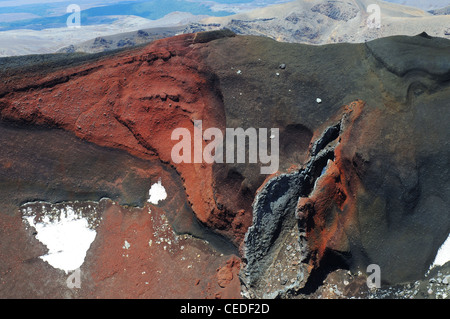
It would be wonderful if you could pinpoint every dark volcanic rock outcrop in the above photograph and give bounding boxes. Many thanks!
[0,30,449,298]
[195,32,449,296]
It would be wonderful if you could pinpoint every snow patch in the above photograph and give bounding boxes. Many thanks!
[432,234,450,268]
[148,178,167,205]
[23,206,97,274]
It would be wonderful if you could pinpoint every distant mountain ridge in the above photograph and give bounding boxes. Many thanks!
[1,0,449,56]
[186,0,450,44]
[430,5,450,15]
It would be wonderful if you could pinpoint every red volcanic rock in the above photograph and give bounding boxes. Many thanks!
[0,32,250,244]
[217,256,240,288]
[83,199,240,298]
[0,31,247,298]
[217,267,233,288]
[297,100,365,266]
[240,100,369,297]
[0,197,241,298]
[215,256,241,298]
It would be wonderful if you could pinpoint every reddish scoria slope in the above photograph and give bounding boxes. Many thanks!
[0,31,251,244]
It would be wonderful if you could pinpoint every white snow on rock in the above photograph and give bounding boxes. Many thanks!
[148,178,167,205]
[123,240,131,250]
[432,234,450,268]
[23,205,97,274]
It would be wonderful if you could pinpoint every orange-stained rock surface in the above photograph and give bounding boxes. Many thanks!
[0,32,251,245]
[0,31,246,299]
[0,198,241,298]
[297,100,365,267]
[213,256,241,299]
[84,200,240,298]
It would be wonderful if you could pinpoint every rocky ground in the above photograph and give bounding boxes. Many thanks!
[280,263,450,299]
[0,29,448,299]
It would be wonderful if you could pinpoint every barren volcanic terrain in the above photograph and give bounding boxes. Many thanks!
[188,0,450,44]
[0,29,449,299]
